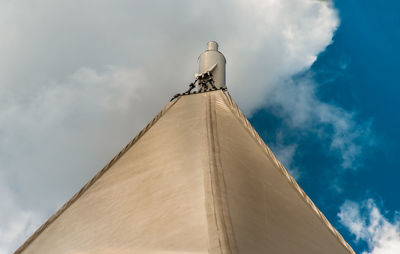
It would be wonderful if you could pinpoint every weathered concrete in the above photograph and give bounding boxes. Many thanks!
[16,90,354,254]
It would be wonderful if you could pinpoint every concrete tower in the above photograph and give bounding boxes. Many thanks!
[15,42,355,254]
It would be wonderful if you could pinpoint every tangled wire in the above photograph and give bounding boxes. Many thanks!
[170,71,225,101]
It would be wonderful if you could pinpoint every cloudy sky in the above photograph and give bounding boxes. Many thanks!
[1,0,399,253]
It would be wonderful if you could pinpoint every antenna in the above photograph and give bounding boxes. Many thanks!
[197,41,226,89]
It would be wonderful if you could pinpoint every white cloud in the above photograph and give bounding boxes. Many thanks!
[266,76,374,170]
[0,0,354,251]
[339,199,400,254]
[0,175,44,254]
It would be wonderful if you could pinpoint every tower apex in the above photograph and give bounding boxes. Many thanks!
[198,41,226,89]
[207,41,218,50]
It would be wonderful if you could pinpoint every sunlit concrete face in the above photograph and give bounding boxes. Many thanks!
[18,94,209,254]
[17,90,354,254]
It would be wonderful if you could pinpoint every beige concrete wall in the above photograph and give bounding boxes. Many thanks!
[20,94,210,254]
[17,90,354,254]
[207,91,354,254]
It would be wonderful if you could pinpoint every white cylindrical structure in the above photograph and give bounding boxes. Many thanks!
[198,41,226,89]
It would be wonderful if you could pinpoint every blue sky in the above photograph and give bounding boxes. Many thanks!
[249,1,400,253]
[1,0,399,253]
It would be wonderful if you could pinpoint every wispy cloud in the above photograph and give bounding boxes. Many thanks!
[266,75,374,171]
[339,199,400,254]
[269,133,300,179]
[0,176,44,254]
